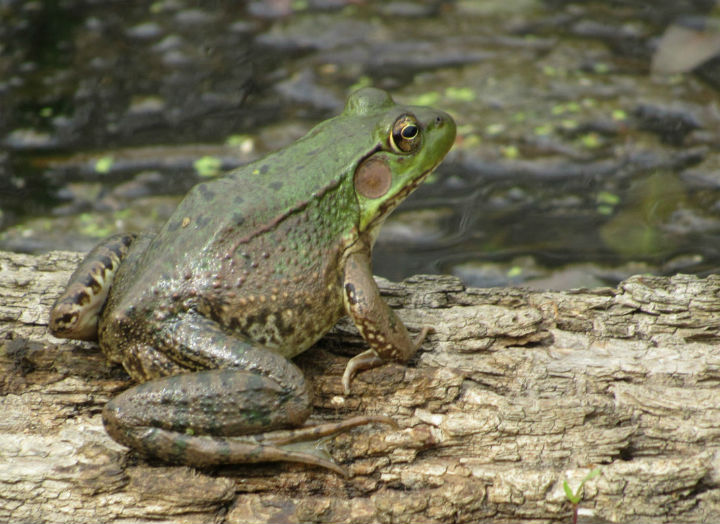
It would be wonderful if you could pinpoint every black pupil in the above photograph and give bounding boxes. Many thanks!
[401,124,418,139]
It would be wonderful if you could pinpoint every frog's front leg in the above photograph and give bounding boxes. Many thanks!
[101,311,392,475]
[341,251,429,394]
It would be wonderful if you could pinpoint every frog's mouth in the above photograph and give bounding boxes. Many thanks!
[379,162,440,217]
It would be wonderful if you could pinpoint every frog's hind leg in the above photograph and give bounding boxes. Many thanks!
[101,311,395,475]
[102,368,394,476]
[49,233,136,340]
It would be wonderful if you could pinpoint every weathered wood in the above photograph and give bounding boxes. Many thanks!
[1,249,719,523]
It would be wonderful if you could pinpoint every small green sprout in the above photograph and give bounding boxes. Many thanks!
[563,467,601,524]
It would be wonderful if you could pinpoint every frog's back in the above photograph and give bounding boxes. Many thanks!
[99,124,369,359]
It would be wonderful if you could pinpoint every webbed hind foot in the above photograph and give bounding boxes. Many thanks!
[105,402,396,476]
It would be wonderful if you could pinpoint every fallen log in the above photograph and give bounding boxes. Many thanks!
[1,249,719,523]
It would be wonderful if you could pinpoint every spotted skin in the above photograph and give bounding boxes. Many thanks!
[48,88,455,474]
[341,250,430,394]
[49,233,136,340]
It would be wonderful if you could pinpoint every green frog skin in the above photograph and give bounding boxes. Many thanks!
[49,88,456,475]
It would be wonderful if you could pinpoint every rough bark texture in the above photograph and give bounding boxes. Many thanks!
[2,249,720,523]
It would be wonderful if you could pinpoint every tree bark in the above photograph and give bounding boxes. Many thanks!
[2,249,719,523]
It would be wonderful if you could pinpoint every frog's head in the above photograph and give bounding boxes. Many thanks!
[343,88,456,239]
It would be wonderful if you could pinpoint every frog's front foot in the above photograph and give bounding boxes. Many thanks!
[342,327,431,394]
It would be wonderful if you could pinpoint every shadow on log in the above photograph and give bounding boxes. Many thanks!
[2,249,720,523]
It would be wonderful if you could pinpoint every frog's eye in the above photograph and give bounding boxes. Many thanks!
[390,114,421,154]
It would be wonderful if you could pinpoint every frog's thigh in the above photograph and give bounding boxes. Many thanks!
[104,366,311,441]
[107,308,308,391]
[104,310,312,448]
[102,365,320,468]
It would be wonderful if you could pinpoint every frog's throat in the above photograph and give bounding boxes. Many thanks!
[362,161,438,236]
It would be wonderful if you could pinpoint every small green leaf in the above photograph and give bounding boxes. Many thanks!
[563,480,579,504]
[348,76,373,93]
[410,91,441,107]
[501,145,519,159]
[445,86,475,102]
[456,124,474,135]
[225,134,249,146]
[611,109,627,121]
[534,124,553,136]
[226,134,254,153]
[580,133,601,148]
[593,62,610,74]
[79,213,113,238]
[485,123,505,136]
[584,467,601,481]
[597,191,620,205]
[507,266,523,277]
[566,101,581,112]
[194,156,222,178]
[94,156,114,174]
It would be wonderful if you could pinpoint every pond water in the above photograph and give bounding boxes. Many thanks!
[2,0,720,289]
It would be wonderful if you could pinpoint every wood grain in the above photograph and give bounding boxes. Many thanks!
[2,249,719,523]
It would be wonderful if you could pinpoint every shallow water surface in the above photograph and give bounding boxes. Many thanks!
[2,0,720,289]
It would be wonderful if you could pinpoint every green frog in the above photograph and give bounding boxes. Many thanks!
[49,87,455,475]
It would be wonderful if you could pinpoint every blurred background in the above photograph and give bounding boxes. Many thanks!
[2,0,720,290]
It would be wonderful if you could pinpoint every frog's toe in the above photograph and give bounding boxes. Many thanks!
[272,440,348,477]
[342,350,384,394]
[261,415,399,446]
